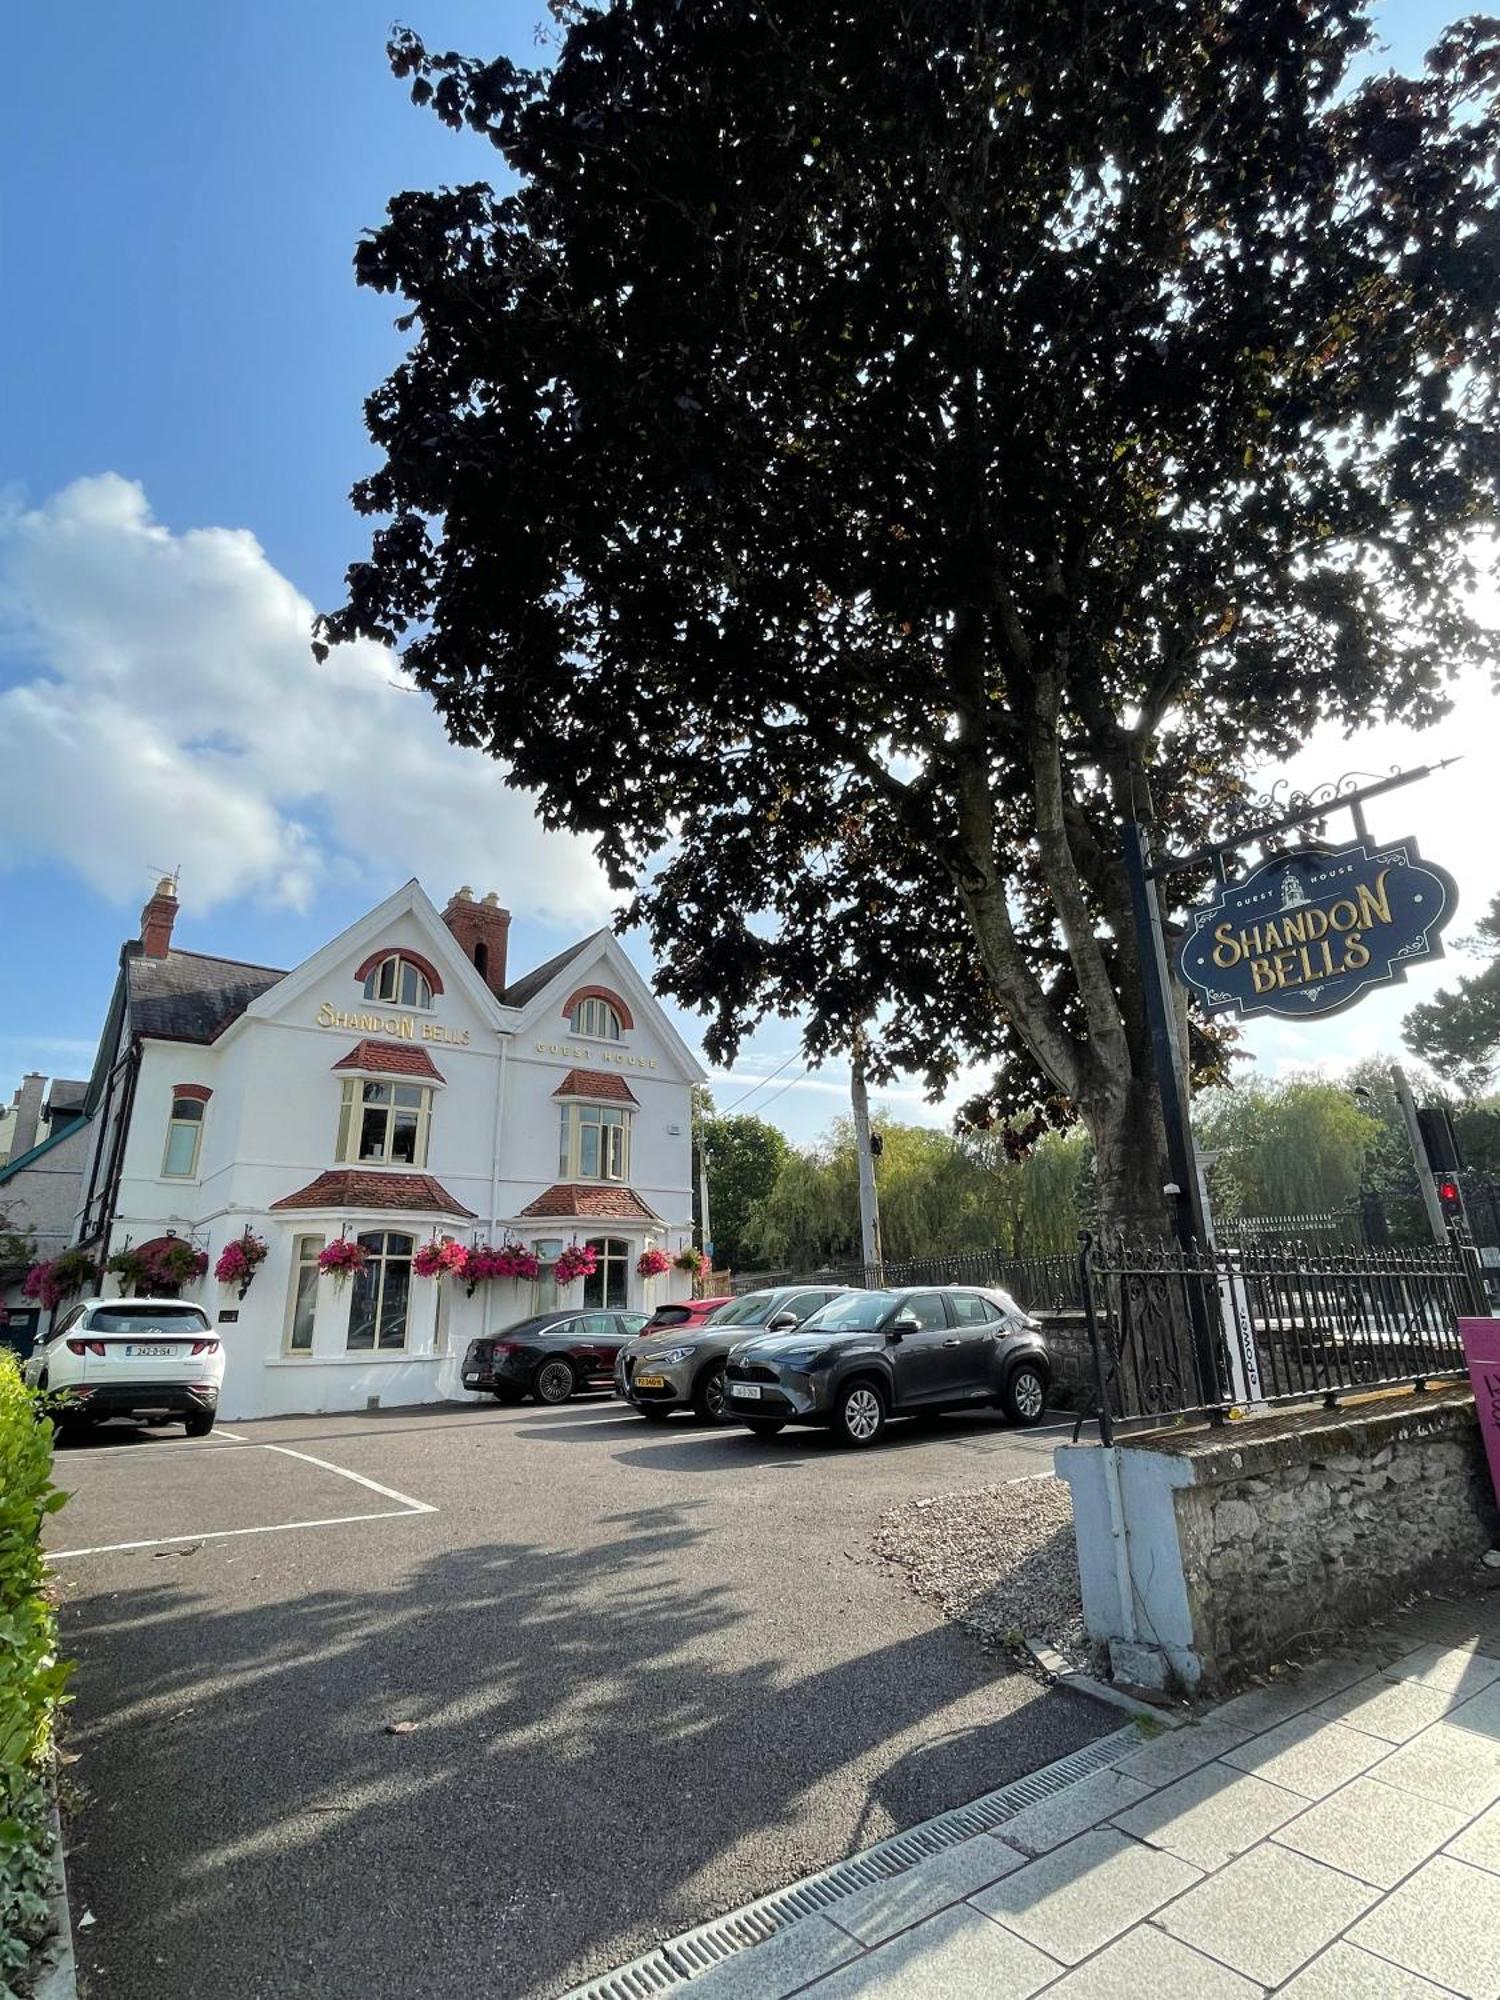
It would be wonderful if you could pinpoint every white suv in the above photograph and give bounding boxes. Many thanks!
[24,1297,225,1437]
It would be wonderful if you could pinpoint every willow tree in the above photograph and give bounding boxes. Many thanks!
[319,1,1500,1234]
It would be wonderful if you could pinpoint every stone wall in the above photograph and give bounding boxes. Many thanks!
[1035,1310,1096,1412]
[1168,1387,1496,1683]
[1057,1382,1498,1692]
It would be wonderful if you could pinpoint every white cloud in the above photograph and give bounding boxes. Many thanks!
[0,475,612,921]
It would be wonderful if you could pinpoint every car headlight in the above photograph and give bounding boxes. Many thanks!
[658,1345,698,1365]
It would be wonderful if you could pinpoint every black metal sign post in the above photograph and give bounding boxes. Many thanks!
[1122,756,1460,1412]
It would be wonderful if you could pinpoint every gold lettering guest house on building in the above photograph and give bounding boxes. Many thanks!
[65,878,704,1420]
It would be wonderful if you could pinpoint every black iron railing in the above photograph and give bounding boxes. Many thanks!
[1080,1234,1485,1437]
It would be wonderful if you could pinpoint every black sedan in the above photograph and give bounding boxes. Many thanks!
[463,1309,650,1406]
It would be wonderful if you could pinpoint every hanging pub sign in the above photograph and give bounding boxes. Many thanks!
[1174,836,1457,1023]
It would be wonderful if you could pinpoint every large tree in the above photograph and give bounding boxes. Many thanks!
[1404,893,1500,1092]
[699,1107,790,1269]
[319,1,1500,1233]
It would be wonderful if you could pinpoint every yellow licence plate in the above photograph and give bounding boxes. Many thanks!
[634,1374,668,1390]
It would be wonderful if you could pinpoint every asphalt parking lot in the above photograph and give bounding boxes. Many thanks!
[48,1397,1112,2000]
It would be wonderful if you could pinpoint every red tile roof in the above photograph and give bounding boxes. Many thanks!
[270,1170,476,1217]
[517,1183,661,1221]
[551,1067,639,1105]
[330,1039,446,1082]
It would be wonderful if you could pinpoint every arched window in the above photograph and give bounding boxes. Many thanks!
[362,953,434,1010]
[347,1232,413,1352]
[162,1094,207,1179]
[583,1237,631,1310]
[569,995,622,1041]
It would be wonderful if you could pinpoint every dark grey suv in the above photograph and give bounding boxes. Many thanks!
[615,1284,850,1422]
[723,1285,1050,1447]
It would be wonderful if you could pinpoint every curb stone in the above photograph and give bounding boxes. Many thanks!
[1023,1638,1188,1728]
[31,1794,78,2000]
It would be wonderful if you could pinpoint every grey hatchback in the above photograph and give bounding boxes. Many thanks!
[723,1285,1050,1447]
[615,1284,850,1422]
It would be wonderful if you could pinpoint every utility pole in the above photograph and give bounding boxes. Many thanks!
[694,1106,714,1276]
[850,1033,884,1284]
[1391,1063,1448,1248]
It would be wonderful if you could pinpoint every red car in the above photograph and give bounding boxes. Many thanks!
[639,1295,732,1336]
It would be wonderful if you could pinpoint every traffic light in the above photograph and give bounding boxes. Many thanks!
[1437,1176,1465,1223]
[1417,1106,1463,1175]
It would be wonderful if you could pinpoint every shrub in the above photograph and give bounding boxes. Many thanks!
[0,1354,70,1992]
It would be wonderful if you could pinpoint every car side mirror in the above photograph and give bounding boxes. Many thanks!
[768,1311,798,1331]
[888,1312,919,1341]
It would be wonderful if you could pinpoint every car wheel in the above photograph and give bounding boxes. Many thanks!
[692,1364,727,1423]
[834,1379,886,1449]
[492,1388,524,1406]
[535,1358,577,1406]
[1003,1363,1047,1427]
[640,1406,674,1424]
[744,1419,785,1438]
[184,1407,217,1438]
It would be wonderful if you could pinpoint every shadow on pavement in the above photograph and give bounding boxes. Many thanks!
[58,1495,1099,2000]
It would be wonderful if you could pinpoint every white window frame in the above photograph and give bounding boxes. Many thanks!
[336,1078,433,1169]
[568,996,621,1041]
[557,1102,631,1182]
[362,953,434,1011]
[346,1231,414,1353]
[161,1096,206,1179]
[285,1234,325,1355]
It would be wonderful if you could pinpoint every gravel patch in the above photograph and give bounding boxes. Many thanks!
[873,1475,1087,1667]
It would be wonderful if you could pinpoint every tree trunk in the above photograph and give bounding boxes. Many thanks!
[1088,1076,1174,1245]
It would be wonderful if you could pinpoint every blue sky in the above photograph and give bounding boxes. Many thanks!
[0,0,1487,1142]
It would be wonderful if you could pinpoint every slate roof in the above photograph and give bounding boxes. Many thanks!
[330,1039,446,1082]
[517,1183,660,1221]
[501,936,598,1011]
[45,1080,89,1115]
[126,948,286,1044]
[269,1169,476,1217]
[551,1068,639,1105]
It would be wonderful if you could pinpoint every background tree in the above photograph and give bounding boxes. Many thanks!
[1404,893,1500,1093]
[1196,1078,1380,1219]
[699,1107,790,1269]
[0,1208,33,1294]
[321,2,1500,1235]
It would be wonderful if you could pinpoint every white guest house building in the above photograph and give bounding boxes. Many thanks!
[67,877,704,1419]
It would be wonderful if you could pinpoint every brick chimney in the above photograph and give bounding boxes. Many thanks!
[442,887,510,999]
[140,876,179,958]
[8,1073,46,1160]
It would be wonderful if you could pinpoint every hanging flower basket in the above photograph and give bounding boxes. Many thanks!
[318,1238,368,1287]
[145,1239,210,1290]
[413,1237,468,1282]
[461,1242,540,1292]
[105,1246,151,1295]
[636,1247,672,1280]
[22,1246,99,1312]
[673,1246,707,1279]
[214,1231,268,1299]
[553,1243,597,1287]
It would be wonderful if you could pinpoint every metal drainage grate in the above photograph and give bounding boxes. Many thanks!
[553,1725,1135,1998]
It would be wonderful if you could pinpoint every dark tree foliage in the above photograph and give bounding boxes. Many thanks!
[700,1109,791,1269]
[319,0,1500,1232]
[1404,893,1500,1091]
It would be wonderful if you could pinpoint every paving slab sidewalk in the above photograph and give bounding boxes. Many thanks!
[568,1587,1500,1999]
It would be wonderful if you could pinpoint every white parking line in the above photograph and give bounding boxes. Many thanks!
[47,1438,436,1560]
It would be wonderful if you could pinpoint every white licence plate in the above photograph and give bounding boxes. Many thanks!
[125,1343,179,1359]
[731,1382,762,1400]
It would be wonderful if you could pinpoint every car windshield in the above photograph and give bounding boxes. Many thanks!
[799,1292,895,1332]
[89,1306,209,1334]
[706,1292,787,1326]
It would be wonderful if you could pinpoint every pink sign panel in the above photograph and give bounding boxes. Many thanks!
[1461,1318,1500,1509]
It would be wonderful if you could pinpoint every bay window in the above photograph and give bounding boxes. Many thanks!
[336,1079,432,1168]
[558,1102,630,1182]
[347,1232,413,1351]
[285,1235,324,1354]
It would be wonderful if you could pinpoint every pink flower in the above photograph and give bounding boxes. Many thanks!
[553,1244,597,1286]
[413,1237,469,1280]
[636,1248,672,1279]
[318,1239,368,1283]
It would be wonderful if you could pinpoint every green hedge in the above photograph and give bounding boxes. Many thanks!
[0,1354,69,1993]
